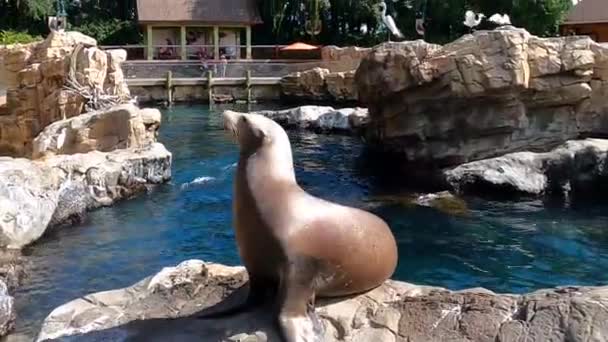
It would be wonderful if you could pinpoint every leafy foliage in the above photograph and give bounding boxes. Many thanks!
[70,20,142,45]
[0,30,43,45]
[0,0,574,47]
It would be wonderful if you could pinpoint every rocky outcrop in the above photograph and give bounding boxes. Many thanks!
[444,138,608,198]
[0,280,14,337]
[356,27,608,167]
[37,260,608,342]
[32,104,159,159]
[0,142,171,249]
[280,68,357,103]
[321,46,372,72]
[235,105,369,133]
[0,31,131,157]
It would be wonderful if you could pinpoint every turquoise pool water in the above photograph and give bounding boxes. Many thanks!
[12,104,608,338]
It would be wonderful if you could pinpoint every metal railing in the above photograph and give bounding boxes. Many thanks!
[99,44,319,61]
[120,60,350,79]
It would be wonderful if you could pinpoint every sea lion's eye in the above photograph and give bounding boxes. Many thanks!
[241,116,249,124]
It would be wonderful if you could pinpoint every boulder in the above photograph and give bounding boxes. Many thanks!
[355,27,608,167]
[0,143,171,248]
[235,106,369,133]
[444,138,608,198]
[280,68,357,103]
[37,260,608,342]
[0,280,15,337]
[1,32,131,158]
[321,46,372,72]
[32,104,160,159]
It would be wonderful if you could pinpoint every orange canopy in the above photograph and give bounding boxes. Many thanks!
[280,42,319,51]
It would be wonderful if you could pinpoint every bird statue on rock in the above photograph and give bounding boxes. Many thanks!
[379,1,404,41]
[464,10,485,33]
[488,13,511,26]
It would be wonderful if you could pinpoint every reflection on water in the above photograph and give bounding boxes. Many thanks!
[10,104,608,339]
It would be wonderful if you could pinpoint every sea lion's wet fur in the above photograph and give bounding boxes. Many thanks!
[210,110,398,342]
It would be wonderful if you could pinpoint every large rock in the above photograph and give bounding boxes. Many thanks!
[0,143,171,248]
[37,260,608,342]
[444,138,608,198]
[280,68,357,103]
[321,46,372,72]
[0,32,131,157]
[32,104,160,159]
[228,105,369,133]
[355,27,608,167]
[0,280,15,337]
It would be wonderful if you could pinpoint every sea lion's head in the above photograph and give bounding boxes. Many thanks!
[223,110,291,157]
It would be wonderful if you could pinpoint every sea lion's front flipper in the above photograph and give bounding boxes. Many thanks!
[276,258,325,342]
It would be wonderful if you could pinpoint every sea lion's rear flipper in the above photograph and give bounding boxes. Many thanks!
[276,257,325,342]
[195,278,272,319]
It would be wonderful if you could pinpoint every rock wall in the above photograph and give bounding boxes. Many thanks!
[321,45,372,72]
[280,67,357,103]
[37,260,608,342]
[0,32,131,157]
[355,27,608,167]
[444,138,608,198]
[0,104,168,249]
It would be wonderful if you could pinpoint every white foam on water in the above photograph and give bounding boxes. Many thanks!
[180,176,217,189]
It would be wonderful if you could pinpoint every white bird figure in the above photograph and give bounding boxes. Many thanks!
[379,1,404,41]
[464,10,485,32]
[56,128,67,150]
[488,13,511,26]
[360,23,369,35]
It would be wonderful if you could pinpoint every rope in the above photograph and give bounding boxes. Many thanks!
[62,43,130,113]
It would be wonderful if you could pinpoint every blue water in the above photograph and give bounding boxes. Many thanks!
[11,104,608,338]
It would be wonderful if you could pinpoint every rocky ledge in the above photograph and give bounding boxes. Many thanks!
[1,31,131,157]
[0,142,170,249]
[227,105,369,133]
[356,27,608,167]
[37,260,608,342]
[444,138,608,199]
[281,68,358,103]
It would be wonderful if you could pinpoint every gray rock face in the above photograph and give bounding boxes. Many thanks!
[37,260,608,342]
[444,138,608,197]
[0,280,15,338]
[0,143,171,248]
[356,27,608,167]
[230,106,369,133]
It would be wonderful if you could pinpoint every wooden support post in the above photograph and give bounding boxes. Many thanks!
[180,26,187,60]
[246,26,252,60]
[166,70,173,105]
[245,70,252,103]
[207,70,214,104]
[146,25,153,60]
[213,26,220,61]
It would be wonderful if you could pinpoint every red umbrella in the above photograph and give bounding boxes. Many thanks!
[280,42,320,51]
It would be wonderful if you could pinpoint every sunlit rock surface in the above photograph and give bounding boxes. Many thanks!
[37,260,608,342]
[444,138,608,198]
[0,143,171,249]
[0,31,130,157]
[356,27,608,167]
[227,106,369,133]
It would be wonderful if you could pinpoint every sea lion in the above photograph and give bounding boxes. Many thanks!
[219,110,398,341]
